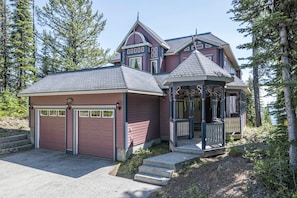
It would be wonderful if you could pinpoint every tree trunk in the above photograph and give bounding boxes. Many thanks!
[252,35,262,127]
[280,25,297,166]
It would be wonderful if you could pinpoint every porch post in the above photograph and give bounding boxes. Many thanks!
[201,84,206,150]
[172,85,177,147]
[189,95,194,139]
[221,85,226,147]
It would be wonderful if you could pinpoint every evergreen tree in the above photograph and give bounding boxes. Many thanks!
[36,0,109,74]
[246,77,256,126]
[230,0,297,165]
[10,0,36,92]
[0,0,11,91]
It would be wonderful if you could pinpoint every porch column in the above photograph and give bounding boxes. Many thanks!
[201,84,206,150]
[171,85,177,147]
[221,86,226,147]
[189,95,194,139]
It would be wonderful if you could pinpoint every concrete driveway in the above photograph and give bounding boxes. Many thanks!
[0,149,160,198]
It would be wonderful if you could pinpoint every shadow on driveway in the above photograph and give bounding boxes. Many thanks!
[0,149,116,178]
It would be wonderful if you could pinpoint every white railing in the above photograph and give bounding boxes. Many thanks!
[176,119,190,137]
[225,117,241,133]
[206,123,223,146]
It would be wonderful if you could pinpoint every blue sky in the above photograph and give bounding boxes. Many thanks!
[37,0,252,81]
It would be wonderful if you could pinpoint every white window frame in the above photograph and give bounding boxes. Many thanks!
[40,110,48,116]
[58,110,66,117]
[49,110,57,116]
[90,110,101,118]
[129,56,142,70]
[79,110,89,117]
[205,54,213,61]
[102,110,114,118]
[151,60,158,74]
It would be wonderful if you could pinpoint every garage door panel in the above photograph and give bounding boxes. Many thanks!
[39,113,66,151]
[78,110,114,159]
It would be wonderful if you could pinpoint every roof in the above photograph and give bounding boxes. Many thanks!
[164,33,239,69]
[226,75,249,94]
[116,20,170,52]
[19,66,164,97]
[164,50,233,85]
[153,73,170,89]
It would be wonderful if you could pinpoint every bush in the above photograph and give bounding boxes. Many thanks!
[0,91,28,119]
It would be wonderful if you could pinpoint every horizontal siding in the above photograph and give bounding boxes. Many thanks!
[128,94,160,146]
[160,94,170,139]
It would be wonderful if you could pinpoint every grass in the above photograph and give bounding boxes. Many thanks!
[115,141,170,179]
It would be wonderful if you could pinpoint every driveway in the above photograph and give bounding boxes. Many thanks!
[0,149,160,198]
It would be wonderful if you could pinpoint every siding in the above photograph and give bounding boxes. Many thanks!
[127,94,160,146]
[160,94,170,140]
[30,93,124,149]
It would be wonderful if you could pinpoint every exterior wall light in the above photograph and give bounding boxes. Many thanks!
[116,102,121,110]
[66,98,73,109]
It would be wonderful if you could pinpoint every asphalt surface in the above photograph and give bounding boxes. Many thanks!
[0,149,160,198]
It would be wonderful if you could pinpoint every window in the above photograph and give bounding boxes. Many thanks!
[79,110,89,117]
[102,110,114,118]
[205,54,213,61]
[49,110,57,116]
[91,110,101,118]
[40,110,48,116]
[58,110,66,117]
[151,60,158,74]
[129,57,142,70]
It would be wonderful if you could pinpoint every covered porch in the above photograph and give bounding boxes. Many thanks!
[163,50,234,155]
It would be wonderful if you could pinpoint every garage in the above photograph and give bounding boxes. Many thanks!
[77,109,115,159]
[39,109,66,151]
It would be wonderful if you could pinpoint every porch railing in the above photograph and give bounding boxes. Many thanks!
[205,122,224,146]
[225,117,241,133]
[176,119,190,137]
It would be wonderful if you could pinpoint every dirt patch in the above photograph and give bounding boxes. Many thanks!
[0,117,30,137]
[149,139,269,198]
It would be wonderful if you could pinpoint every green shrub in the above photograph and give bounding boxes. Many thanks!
[182,186,206,198]
[0,91,28,119]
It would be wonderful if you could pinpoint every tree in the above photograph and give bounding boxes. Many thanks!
[36,0,109,75]
[246,77,256,126]
[10,0,36,92]
[0,0,11,91]
[230,0,297,166]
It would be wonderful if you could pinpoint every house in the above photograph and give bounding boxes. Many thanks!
[19,19,248,161]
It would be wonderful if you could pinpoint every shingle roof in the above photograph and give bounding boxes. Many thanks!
[164,50,233,85]
[154,73,170,89]
[19,66,164,96]
[116,20,169,52]
[226,75,249,93]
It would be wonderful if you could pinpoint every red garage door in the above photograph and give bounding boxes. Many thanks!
[39,109,66,151]
[78,110,114,159]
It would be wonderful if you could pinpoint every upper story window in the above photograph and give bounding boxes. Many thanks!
[129,57,142,70]
[205,54,213,61]
[151,60,158,74]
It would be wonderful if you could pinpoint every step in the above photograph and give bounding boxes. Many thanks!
[0,134,28,144]
[0,144,33,155]
[0,139,31,149]
[138,165,174,178]
[134,173,170,186]
[143,152,200,171]
[172,146,204,155]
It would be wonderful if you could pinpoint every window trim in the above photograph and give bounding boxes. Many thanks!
[40,110,48,116]
[102,110,114,118]
[129,56,142,70]
[49,110,57,116]
[90,110,101,118]
[58,110,66,117]
[79,110,89,118]
[150,60,158,74]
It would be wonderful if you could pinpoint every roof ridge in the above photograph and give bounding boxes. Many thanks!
[164,32,211,42]
[194,51,206,75]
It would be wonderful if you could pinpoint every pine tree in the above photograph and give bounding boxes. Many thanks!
[36,0,109,74]
[10,0,36,92]
[0,0,11,91]
[246,77,256,126]
[230,0,297,166]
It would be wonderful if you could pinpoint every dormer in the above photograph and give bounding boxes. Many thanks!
[116,20,170,74]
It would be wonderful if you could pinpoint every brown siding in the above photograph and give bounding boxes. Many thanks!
[127,94,160,146]
[30,93,124,149]
[160,94,170,139]
[39,116,65,151]
[78,116,113,158]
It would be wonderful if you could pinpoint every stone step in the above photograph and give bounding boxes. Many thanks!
[134,173,170,186]
[143,152,200,171]
[138,165,174,178]
[0,134,28,144]
[0,144,33,155]
[0,139,31,149]
[172,146,204,155]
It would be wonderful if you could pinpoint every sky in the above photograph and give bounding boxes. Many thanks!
[36,0,252,81]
